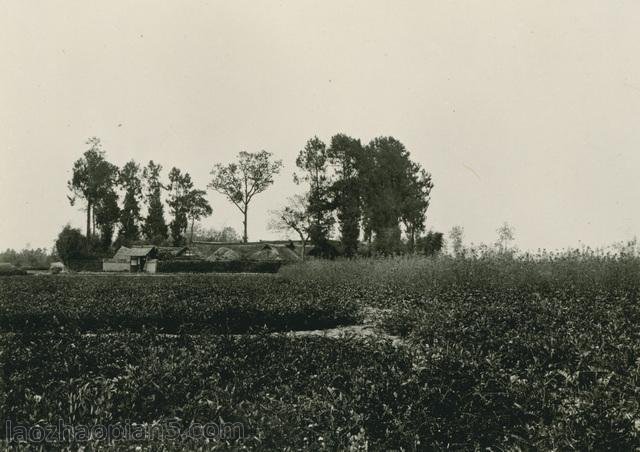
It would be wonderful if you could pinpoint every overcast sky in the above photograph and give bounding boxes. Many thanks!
[2,1,640,251]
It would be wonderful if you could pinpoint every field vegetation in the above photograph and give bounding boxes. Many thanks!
[0,263,27,277]
[2,250,640,449]
[0,275,358,334]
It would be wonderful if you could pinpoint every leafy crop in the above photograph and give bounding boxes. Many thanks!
[1,332,428,450]
[0,274,359,333]
[283,253,640,448]
[3,252,640,449]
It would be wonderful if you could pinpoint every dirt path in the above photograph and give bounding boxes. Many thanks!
[284,323,405,346]
[281,307,406,345]
[65,307,408,344]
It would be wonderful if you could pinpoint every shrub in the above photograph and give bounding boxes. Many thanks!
[0,247,54,269]
[0,263,27,276]
[417,231,444,256]
[307,241,339,259]
[55,225,89,265]
[66,258,103,272]
[157,259,282,273]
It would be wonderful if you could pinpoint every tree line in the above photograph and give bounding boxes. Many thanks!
[67,137,214,249]
[270,134,435,257]
[65,134,438,257]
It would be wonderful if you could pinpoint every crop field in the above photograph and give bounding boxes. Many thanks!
[0,275,359,334]
[2,253,640,449]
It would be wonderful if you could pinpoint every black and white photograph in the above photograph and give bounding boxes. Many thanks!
[2,1,640,449]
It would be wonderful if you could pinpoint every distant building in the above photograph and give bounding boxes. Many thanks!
[103,246,159,273]
[194,242,301,262]
[103,242,297,273]
[103,245,197,272]
[157,246,192,260]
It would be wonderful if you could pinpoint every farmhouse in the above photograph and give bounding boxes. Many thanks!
[157,246,194,260]
[194,241,302,262]
[103,242,299,273]
[103,245,159,273]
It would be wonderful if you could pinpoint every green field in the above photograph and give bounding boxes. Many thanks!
[0,274,359,334]
[2,253,640,449]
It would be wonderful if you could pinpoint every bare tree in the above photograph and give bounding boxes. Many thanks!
[269,194,312,260]
[449,225,465,257]
[208,151,283,243]
[496,222,515,253]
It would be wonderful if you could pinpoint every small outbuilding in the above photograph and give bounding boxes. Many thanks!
[103,246,159,273]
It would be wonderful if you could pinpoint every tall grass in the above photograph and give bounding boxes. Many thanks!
[280,249,640,294]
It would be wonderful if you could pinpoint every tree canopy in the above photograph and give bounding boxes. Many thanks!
[209,151,282,243]
[63,134,435,258]
[269,194,312,260]
[118,160,143,245]
[67,138,118,240]
[142,160,169,245]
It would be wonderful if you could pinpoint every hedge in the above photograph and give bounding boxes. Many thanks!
[66,258,103,272]
[0,263,27,276]
[157,259,282,273]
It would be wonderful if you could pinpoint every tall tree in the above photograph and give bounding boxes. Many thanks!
[142,160,169,245]
[364,137,413,254]
[357,146,377,249]
[118,160,143,244]
[294,137,334,251]
[208,151,283,243]
[357,136,435,255]
[401,162,434,251]
[67,137,118,240]
[268,194,312,260]
[94,188,120,250]
[185,189,213,243]
[327,134,364,257]
[167,168,193,246]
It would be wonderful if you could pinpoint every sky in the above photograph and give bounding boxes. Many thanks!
[1,0,640,251]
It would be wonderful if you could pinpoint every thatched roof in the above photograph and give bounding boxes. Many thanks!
[207,247,241,261]
[157,246,189,259]
[113,246,157,260]
[192,242,301,262]
[276,246,301,262]
[249,244,284,261]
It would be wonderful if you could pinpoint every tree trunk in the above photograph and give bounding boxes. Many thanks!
[242,207,248,244]
[301,240,306,261]
[189,219,194,244]
[86,201,92,239]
